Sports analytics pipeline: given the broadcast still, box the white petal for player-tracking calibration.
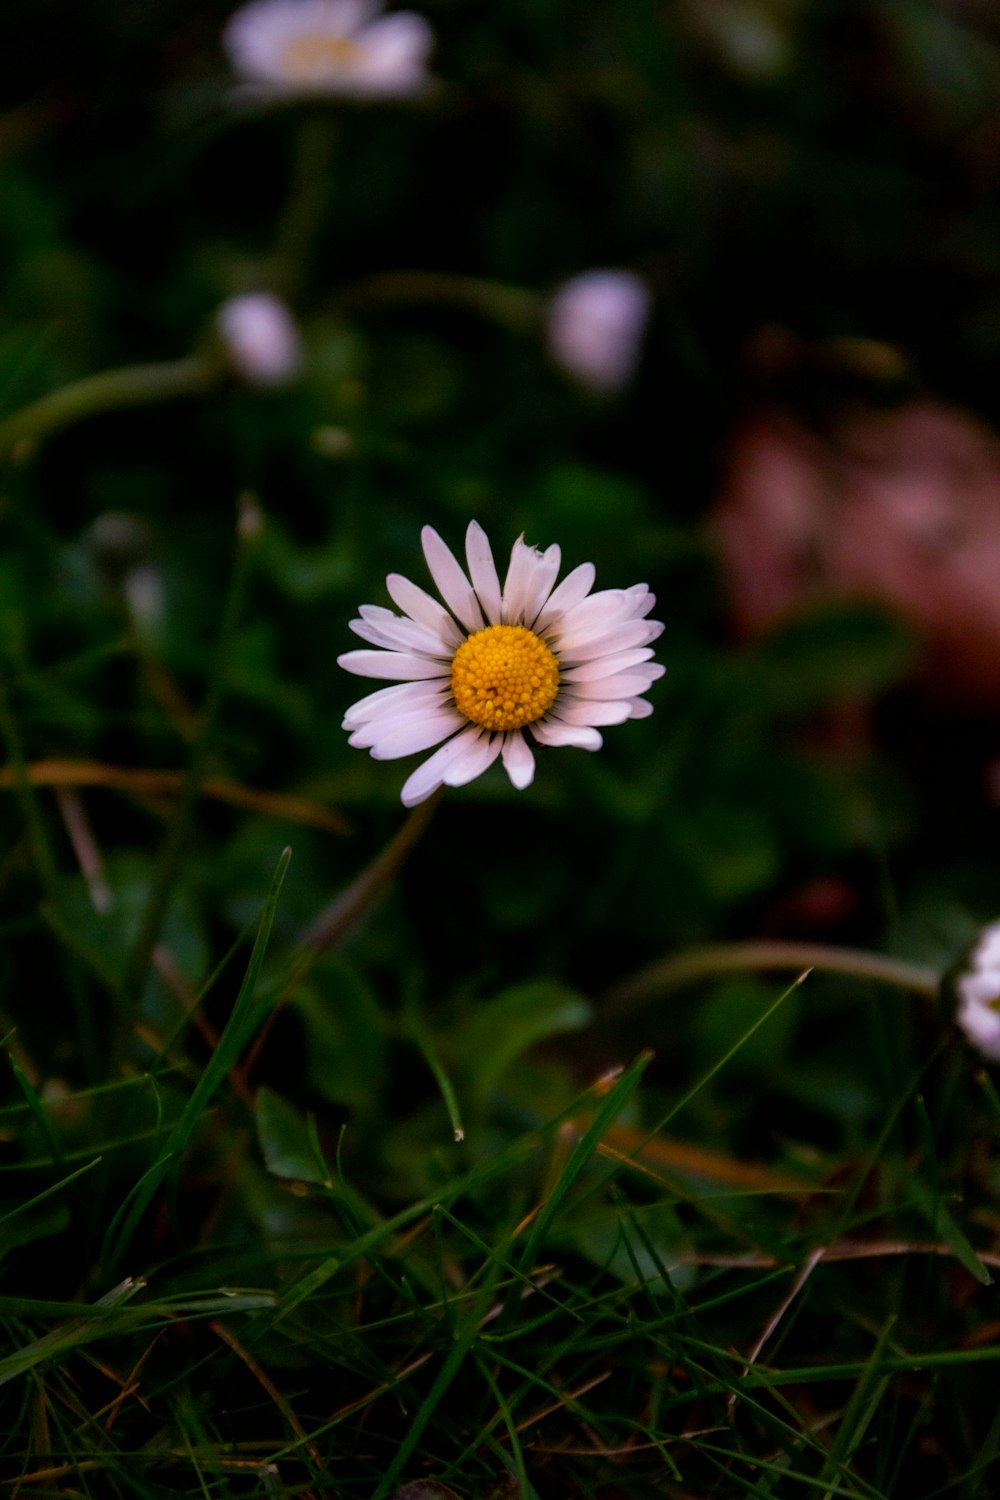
[500,537,540,625]
[465,521,502,624]
[216,293,302,386]
[562,647,656,682]
[553,699,634,727]
[973,925,1000,970]
[957,997,1000,1060]
[442,732,502,787]
[560,618,664,664]
[350,608,451,656]
[546,270,650,394]
[531,721,603,750]
[534,561,596,631]
[957,974,1000,1007]
[386,572,464,648]
[343,680,449,728]
[224,0,380,81]
[368,712,464,760]
[421,526,484,634]
[626,697,654,719]
[400,726,487,806]
[348,700,458,748]
[501,731,535,789]
[522,544,562,626]
[337,649,450,682]
[551,589,636,646]
[564,671,662,701]
[349,11,433,97]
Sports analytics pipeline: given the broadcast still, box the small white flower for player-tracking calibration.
[546,270,651,395]
[339,522,664,806]
[223,0,434,101]
[216,292,303,386]
[954,922,1000,1060]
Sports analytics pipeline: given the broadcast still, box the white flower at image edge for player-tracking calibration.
[546,270,651,395]
[216,293,303,386]
[223,0,434,100]
[338,523,665,806]
[954,922,1000,1060]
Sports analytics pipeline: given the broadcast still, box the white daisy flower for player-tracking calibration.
[338,522,664,806]
[546,269,651,395]
[216,292,303,386]
[954,921,1000,1061]
[223,0,434,101]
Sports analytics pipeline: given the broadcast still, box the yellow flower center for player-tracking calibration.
[280,34,362,81]
[450,625,560,732]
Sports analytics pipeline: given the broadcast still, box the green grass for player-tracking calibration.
[1,908,998,1497]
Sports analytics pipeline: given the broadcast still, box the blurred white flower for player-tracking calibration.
[223,0,434,101]
[86,512,165,642]
[955,922,1000,1060]
[216,293,303,386]
[546,270,651,395]
[339,521,664,806]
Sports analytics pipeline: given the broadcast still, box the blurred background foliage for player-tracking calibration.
[0,0,996,1159]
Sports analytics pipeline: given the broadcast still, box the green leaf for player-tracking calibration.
[255,1086,329,1186]
[454,980,591,1101]
[291,956,385,1114]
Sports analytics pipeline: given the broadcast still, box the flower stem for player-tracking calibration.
[268,112,339,304]
[0,356,219,463]
[241,793,440,1080]
[337,270,542,332]
[601,939,941,1019]
[299,791,439,954]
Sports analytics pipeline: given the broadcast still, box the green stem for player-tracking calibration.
[601,939,941,1019]
[117,497,263,1050]
[402,998,465,1143]
[336,270,542,332]
[268,112,339,305]
[0,356,219,464]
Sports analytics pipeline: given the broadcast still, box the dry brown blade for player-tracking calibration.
[512,1369,611,1437]
[675,1238,1000,1270]
[0,758,350,835]
[2,1458,103,1485]
[324,1351,434,1426]
[151,945,221,1050]
[85,1337,160,1432]
[591,1121,811,1195]
[53,786,111,913]
[30,1385,51,1461]
[729,1245,826,1416]
[210,1319,321,1481]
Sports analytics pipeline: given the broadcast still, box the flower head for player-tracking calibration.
[216,292,303,386]
[954,922,1000,1060]
[339,523,664,806]
[223,0,434,101]
[546,270,651,395]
